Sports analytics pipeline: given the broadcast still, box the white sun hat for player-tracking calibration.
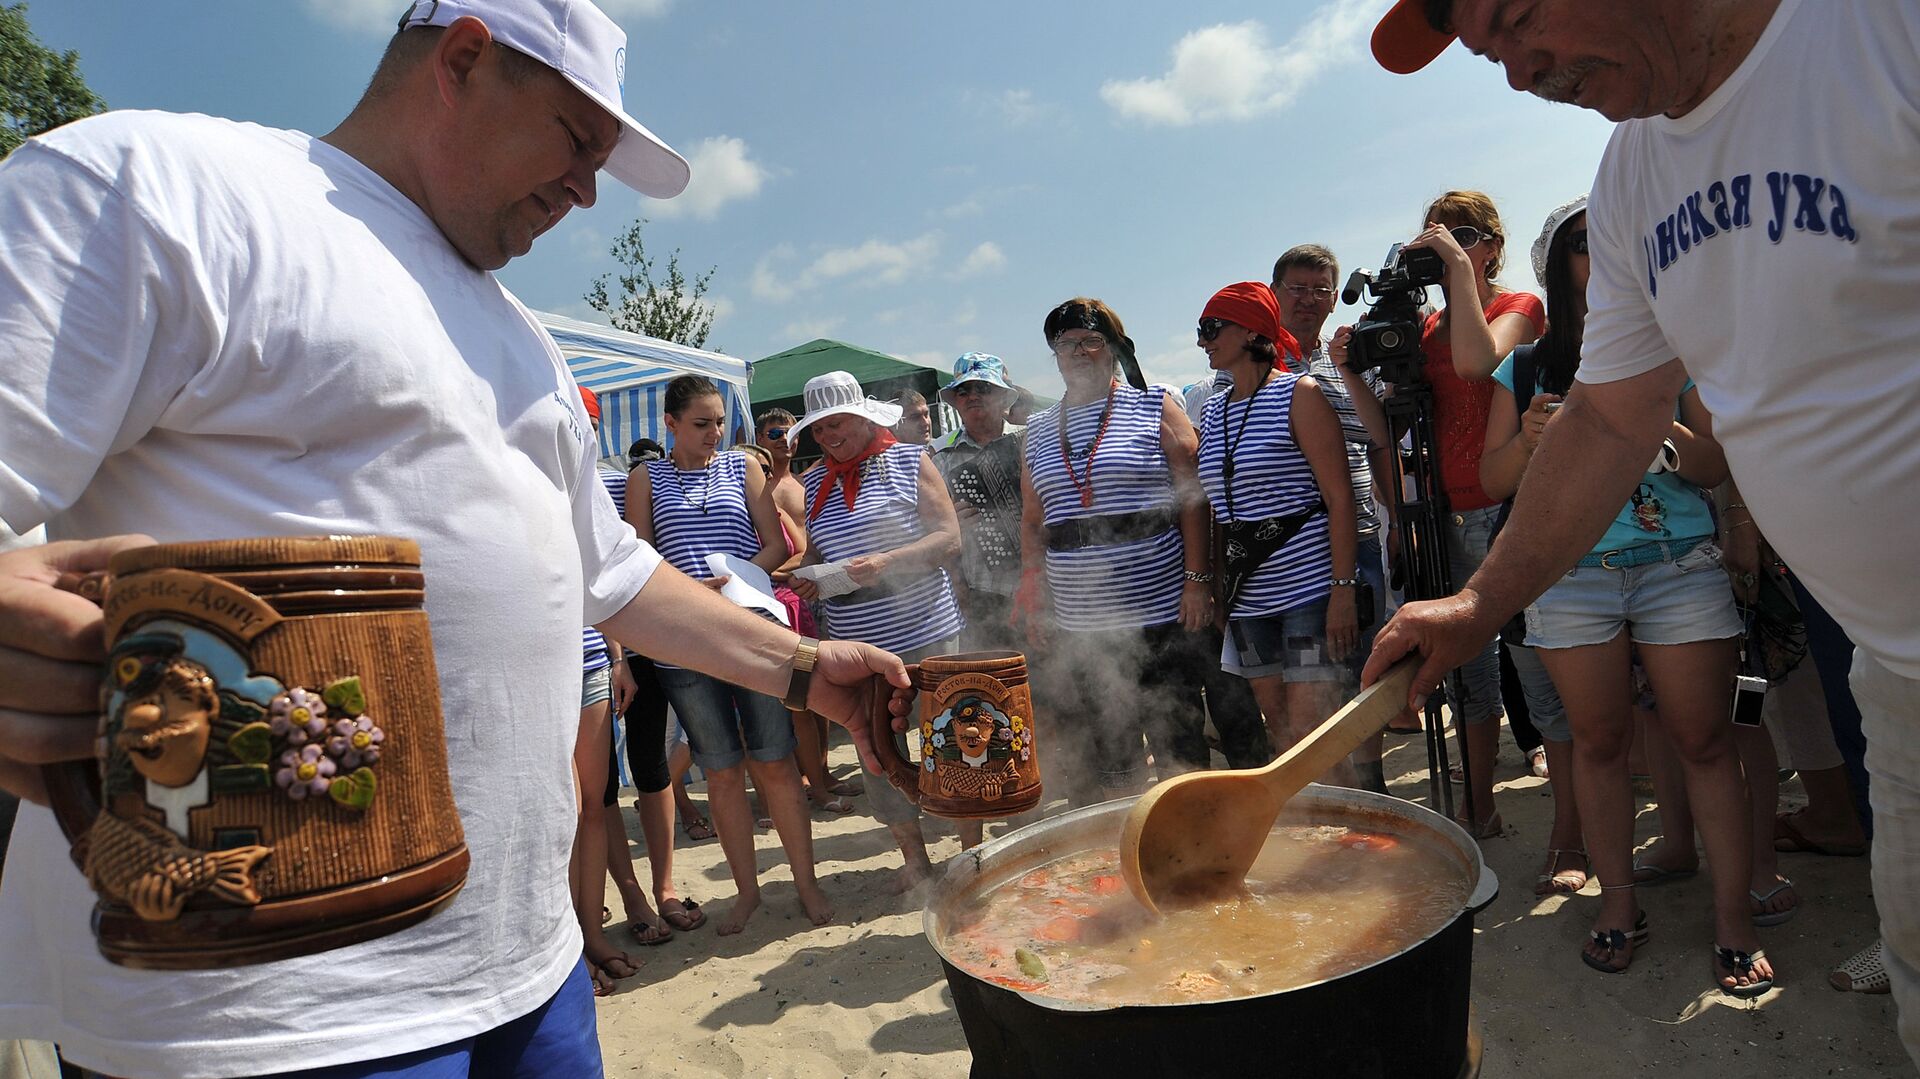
[397,0,691,198]
[787,371,904,447]
[1531,194,1589,288]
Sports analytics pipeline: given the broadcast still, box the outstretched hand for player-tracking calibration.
[0,534,156,803]
[804,639,916,777]
[1359,590,1502,713]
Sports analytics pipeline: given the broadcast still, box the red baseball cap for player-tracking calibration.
[1371,0,1457,75]
[578,385,600,422]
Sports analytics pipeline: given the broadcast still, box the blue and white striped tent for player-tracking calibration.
[538,311,753,460]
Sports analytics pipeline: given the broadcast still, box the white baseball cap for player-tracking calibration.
[397,0,690,198]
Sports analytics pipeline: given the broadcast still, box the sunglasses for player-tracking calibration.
[1568,229,1589,255]
[763,426,789,440]
[1448,225,1493,250]
[1197,317,1231,342]
[951,382,997,397]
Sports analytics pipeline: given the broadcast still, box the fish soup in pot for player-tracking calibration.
[924,786,1497,1078]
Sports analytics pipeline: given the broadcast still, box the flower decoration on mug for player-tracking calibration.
[264,676,386,809]
[276,744,335,800]
[269,687,328,746]
[327,714,385,770]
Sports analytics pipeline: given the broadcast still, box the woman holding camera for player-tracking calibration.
[1017,298,1216,805]
[1481,197,1768,997]
[1339,189,1544,838]
[1193,283,1361,772]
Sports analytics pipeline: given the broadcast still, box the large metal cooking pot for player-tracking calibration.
[923,785,1498,1078]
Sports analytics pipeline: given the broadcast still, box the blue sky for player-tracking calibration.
[30,0,1616,399]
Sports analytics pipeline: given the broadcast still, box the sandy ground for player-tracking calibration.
[593,727,1911,1078]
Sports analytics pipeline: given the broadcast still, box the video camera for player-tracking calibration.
[1339,243,1447,384]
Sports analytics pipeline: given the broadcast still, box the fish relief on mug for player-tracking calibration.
[83,618,390,923]
[923,684,1028,803]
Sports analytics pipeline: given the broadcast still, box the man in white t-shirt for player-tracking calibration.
[0,2,911,1076]
[1364,0,1920,1050]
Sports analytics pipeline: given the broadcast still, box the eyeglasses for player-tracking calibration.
[1278,284,1336,302]
[762,427,789,440]
[1197,317,1231,342]
[1449,225,1493,250]
[1051,335,1109,357]
[1568,229,1589,256]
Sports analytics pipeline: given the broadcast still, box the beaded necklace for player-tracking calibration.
[1057,379,1119,509]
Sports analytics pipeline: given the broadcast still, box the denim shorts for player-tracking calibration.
[1221,597,1344,682]
[1524,540,1742,650]
[581,663,612,709]
[656,666,797,772]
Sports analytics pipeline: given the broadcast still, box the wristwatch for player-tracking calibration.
[782,636,819,712]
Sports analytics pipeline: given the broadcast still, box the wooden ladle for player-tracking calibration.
[1118,657,1421,914]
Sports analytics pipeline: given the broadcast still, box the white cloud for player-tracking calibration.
[648,136,768,221]
[781,317,844,341]
[1100,2,1378,126]
[751,233,943,302]
[307,0,672,36]
[953,241,1007,279]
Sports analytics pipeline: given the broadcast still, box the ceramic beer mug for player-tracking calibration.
[870,650,1042,819]
[43,536,469,969]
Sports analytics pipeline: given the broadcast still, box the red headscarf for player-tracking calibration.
[808,426,899,521]
[1202,282,1302,365]
[577,385,601,422]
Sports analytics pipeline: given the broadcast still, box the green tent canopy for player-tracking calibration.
[749,339,955,450]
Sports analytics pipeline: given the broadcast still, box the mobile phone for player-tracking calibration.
[1730,674,1768,727]
[1543,401,1563,414]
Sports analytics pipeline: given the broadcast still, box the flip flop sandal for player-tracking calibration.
[1713,944,1773,998]
[1630,860,1697,886]
[590,964,617,997]
[829,779,865,797]
[1750,878,1798,927]
[1527,746,1550,779]
[600,905,613,926]
[1534,848,1589,897]
[628,919,674,946]
[1774,812,1868,857]
[1581,910,1649,974]
[813,797,855,815]
[1830,939,1892,994]
[660,898,707,932]
[1453,811,1504,840]
[681,818,715,841]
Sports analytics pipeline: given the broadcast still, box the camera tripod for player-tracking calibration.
[1377,370,1479,824]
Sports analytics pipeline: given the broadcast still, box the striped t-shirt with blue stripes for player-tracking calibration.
[803,442,963,654]
[583,465,630,674]
[1023,384,1185,631]
[1197,373,1332,618]
[644,452,765,669]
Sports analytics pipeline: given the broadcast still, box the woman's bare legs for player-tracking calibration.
[572,698,636,977]
[1637,638,1773,990]
[603,801,663,938]
[1247,675,1356,787]
[1539,634,1642,970]
[744,754,832,926]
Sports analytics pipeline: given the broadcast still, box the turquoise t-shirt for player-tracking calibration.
[1492,349,1716,556]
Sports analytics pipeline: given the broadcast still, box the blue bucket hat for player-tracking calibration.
[940,352,1023,407]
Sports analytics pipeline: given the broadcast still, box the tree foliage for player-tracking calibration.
[585,218,718,349]
[0,3,105,159]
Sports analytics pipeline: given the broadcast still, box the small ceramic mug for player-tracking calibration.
[870,650,1041,819]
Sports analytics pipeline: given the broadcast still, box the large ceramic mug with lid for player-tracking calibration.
[869,650,1042,819]
[44,535,469,969]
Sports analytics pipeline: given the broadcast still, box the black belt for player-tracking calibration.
[1045,508,1179,552]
